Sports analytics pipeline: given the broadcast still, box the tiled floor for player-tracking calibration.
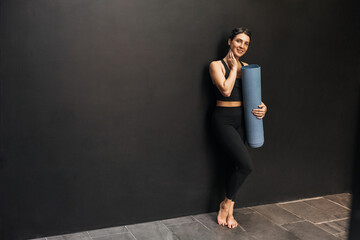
[30,193,351,240]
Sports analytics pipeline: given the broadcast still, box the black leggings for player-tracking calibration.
[211,106,253,201]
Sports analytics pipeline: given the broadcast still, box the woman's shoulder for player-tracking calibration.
[210,60,223,66]
[241,61,249,66]
[209,60,225,71]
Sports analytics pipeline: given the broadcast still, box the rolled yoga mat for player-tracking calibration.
[241,64,264,148]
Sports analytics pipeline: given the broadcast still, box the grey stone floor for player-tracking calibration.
[30,193,351,240]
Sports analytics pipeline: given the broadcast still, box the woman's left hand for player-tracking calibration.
[252,101,267,119]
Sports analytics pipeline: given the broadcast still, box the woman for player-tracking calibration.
[209,27,267,229]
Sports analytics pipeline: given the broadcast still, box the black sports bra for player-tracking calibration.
[213,59,244,101]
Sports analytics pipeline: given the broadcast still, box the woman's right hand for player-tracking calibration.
[226,50,238,71]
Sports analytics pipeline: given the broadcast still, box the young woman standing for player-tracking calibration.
[209,27,267,229]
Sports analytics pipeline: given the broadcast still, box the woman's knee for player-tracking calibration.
[234,164,253,175]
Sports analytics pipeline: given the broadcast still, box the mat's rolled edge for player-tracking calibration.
[248,142,264,148]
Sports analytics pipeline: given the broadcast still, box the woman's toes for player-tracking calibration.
[218,217,226,225]
[226,216,238,229]
[217,218,226,226]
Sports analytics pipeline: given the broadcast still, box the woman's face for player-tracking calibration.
[228,33,250,58]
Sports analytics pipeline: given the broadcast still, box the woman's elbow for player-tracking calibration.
[222,90,231,97]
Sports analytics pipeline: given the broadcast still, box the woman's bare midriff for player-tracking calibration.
[216,100,242,107]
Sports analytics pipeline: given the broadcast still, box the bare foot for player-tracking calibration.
[217,199,231,226]
[226,200,238,228]
[226,215,238,228]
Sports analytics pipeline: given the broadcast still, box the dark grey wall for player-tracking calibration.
[1,0,359,239]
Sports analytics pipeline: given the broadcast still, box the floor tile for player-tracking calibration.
[32,193,352,240]
[126,221,173,240]
[88,226,128,238]
[303,198,350,218]
[283,221,340,240]
[92,233,136,240]
[47,232,91,240]
[277,201,337,223]
[250,203,303,225]
[334,231,349,240]
[233,210,299,240]
[166,221,216,240]
[316,218,350,234]
[324,193,352,209]
[233,207,255,215]
[193,212,256,240]
[160,216,196,226]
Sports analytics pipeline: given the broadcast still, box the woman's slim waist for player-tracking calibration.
[216,100,242,107]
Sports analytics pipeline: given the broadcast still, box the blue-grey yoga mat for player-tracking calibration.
[241,64,264,148]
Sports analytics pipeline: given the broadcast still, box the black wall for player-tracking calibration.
[1,0,359,239]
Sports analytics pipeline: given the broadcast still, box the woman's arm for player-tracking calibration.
[209,51,238,97]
